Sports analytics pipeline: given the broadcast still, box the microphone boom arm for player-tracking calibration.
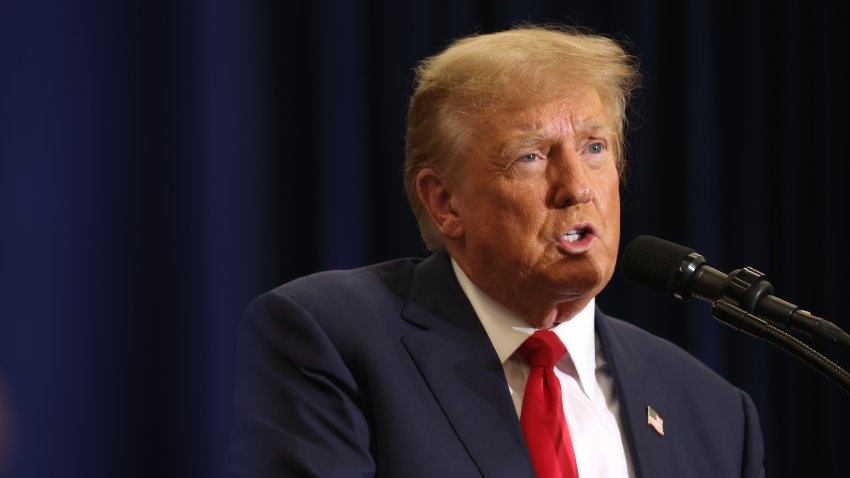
[676,251,850,348]
[712,299,850,396]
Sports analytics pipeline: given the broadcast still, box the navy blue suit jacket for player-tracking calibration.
[226,252,764,477]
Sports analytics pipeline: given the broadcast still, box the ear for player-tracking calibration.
[415,168,464,240]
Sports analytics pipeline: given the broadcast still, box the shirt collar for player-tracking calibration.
[451,258,599,399]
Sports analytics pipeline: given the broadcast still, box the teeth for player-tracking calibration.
[564,231,582,242]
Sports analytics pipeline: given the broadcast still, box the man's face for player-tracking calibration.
[446,86,621,324]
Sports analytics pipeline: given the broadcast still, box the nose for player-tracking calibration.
[548,149,593,208]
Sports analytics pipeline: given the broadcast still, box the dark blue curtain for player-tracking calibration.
[1,1,847,477]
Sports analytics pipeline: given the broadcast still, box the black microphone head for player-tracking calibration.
[620,235,702,298]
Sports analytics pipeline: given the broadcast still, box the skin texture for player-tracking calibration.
[416,86,621,329]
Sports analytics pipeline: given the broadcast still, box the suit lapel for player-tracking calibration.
[595,310,671,478]
[400,253,534,478]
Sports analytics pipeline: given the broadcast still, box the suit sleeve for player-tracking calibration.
[741,390,765,478]
[225,291,376,478]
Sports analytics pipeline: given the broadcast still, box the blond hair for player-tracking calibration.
[403,25,641,250]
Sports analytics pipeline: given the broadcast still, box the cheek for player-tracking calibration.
[506,192,549,231]
[596,172,621,216]
[487,184,542,216]
[483,192,548,247]
[605,189,621,217]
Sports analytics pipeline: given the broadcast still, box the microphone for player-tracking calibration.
[620,235,850,346]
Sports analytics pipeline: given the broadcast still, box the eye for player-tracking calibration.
[587,142,605,154]
[517,153,539,163]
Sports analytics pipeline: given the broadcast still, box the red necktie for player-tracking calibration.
[518,329,579,478]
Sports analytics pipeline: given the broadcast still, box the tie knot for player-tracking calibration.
[517,329,566,368]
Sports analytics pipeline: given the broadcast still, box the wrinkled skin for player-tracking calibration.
[416,86,621,328]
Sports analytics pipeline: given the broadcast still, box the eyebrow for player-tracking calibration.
[499,130,555,160]
[498,121,613,161]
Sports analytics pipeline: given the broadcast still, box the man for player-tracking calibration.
[226,26,764,477]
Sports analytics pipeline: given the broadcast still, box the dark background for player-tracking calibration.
[1,1,848,477]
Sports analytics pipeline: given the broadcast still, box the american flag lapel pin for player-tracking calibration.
[647,405,665,436]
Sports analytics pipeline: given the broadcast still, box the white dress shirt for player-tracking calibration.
[451,259,635,478]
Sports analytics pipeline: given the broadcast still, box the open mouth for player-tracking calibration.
[555,224,596,254]
[562,225,592,242]
[563,230,586,242]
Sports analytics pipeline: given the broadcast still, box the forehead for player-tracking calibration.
[473,87,614,146]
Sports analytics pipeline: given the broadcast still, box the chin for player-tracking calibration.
[549,260,608,294]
